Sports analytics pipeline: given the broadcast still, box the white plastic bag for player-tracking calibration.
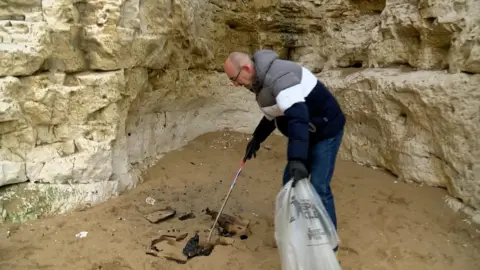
[274,178,341,270]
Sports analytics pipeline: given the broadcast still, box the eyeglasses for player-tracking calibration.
[230,68,242,83]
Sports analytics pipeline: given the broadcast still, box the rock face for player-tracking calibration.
[320,68,480,214]
[0,0,479,223]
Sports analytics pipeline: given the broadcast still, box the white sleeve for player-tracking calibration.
[275,84,306,112]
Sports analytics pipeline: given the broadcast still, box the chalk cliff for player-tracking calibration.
[0,0,478,223]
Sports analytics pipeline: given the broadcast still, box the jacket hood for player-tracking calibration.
[252,50,278,93]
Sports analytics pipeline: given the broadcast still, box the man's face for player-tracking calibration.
[224,59,254,90]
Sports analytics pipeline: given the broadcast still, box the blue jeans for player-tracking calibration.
[282,129,344,251]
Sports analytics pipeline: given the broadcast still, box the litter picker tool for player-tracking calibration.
[206,158,246,244]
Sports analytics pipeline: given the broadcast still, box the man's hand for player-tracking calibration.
[244,137,260,161]
[287,160,309,186]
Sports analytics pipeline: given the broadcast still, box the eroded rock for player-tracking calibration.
[0,21,51,76]
[319,68,480,209]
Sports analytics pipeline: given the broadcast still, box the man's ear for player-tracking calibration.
[242,64,252,73]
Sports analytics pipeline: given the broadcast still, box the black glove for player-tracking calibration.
[243,136,260,162]
[288,160,309,186]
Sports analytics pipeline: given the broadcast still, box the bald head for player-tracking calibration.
[224,51,255,89]
[228,52,253,69]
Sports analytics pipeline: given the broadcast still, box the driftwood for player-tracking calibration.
[217,236,235,246]
[144,206,176,223]
[147,242,188,264]
[205,208,250,236]
[146,233,189,264]
[150,233,189,246]
[178,212,195,221]
[146,232,235,263]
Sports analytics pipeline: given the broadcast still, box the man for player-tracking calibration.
[223,50,346,254]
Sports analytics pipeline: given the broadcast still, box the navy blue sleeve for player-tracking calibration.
[253,116,276,143]
[283,102,310,163]
[271,72,310,163]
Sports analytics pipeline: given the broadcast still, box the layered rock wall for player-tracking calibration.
[0,0,478,223]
